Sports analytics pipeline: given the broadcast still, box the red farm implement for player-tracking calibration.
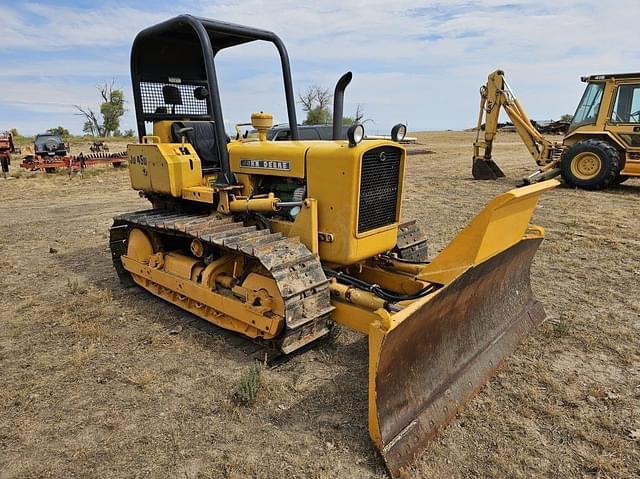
[20,151,127,172]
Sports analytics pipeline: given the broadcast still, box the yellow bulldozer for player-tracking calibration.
[110,16,557,476]
[473,69,640,189]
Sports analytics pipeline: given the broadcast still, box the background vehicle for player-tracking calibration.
[268,123,348,140]
[110,16,556,475]
[473,70,640,189]
[235,123,349,141]
[33,133,69,157]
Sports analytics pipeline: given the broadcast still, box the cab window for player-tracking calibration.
[571,82,604,127]
[272,129,291,141]
[611,83,640,123]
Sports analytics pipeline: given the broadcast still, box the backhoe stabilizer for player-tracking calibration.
[365,180,558,477]
[521,163,562,185]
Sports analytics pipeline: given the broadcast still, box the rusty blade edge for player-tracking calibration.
[383,299,545,477]
[376,238,545,477]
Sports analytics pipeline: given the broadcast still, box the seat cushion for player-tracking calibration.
[171,121,219,170]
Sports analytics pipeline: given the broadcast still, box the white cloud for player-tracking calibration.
[0,77,136,135]
[0,59,128,78]
[0,3,167,50]
[1,0,639,134]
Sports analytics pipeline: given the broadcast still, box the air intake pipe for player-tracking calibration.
[332,71,353,140]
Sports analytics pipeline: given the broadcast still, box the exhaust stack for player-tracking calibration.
[332,72,353,140]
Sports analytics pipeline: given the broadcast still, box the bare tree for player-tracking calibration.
[75,80,125,137]
[75,105,104,137]
[297,88,315,113]
[298,85,333,125]
[297,85,332,112]
[99,81,113,103]
[314,86,332,111]
[344,104,373,126]
[297,85,372,126]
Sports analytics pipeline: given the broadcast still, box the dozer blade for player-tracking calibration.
[472,157,506,179]
[367,180,559,477]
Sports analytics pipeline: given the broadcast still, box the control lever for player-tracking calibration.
[177,127,194,145]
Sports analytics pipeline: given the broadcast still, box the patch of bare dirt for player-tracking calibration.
[0,132,638,478]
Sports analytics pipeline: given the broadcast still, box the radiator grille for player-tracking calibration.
[358,146,402,233]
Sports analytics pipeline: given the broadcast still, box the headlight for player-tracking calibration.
[391,123,407,142]
[347,123,364,147]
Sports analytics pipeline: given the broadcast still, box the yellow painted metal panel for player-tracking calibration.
[127,142,203,197]
[121,255,281,338]
[228,141,307,178]
[306,140,401,265]
[332,300,380,335]
[621,159,640,175]
[271,199,319,255]
[417,180,558,285]
[152,120,174,143]
[182,185,215,203]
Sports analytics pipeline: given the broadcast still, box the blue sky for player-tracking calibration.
[1,0,639,135]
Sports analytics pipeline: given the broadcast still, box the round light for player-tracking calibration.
[193,86,209,100]
[391,123,407,142]
[347,123,365,147]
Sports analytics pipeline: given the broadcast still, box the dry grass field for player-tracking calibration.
[1,131,638,478]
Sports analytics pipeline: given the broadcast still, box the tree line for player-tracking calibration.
[8,83,132,139]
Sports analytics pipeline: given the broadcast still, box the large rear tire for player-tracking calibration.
[560,139,620,190]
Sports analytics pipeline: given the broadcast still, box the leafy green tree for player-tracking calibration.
[298,85,332,125]
[82,120,97,136]
[304,106,332,125]
[123,129,135,137]
[101,87,125,136]
[75,81,126,137]
[48,126,70,137]
[298,85,367,126]
[560,113,573,122]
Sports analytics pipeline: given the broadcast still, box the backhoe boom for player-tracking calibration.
[472,70,563,182]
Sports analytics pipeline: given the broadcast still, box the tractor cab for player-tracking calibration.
[130,15,301,185]
[562,73,640,182]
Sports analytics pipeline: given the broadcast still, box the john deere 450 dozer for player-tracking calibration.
[110,15,558,476]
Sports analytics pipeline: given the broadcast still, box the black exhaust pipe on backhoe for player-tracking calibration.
[333,71,353,140]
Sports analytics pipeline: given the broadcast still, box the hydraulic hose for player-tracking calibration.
[324,268,439,304]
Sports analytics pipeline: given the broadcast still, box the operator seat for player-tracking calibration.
[171,121,220,171]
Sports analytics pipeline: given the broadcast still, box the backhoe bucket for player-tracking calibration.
[472,157,506,179]
[367,180,558,477]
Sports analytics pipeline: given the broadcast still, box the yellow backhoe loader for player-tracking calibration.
[473,69,640,189]
[111,16,557,476]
